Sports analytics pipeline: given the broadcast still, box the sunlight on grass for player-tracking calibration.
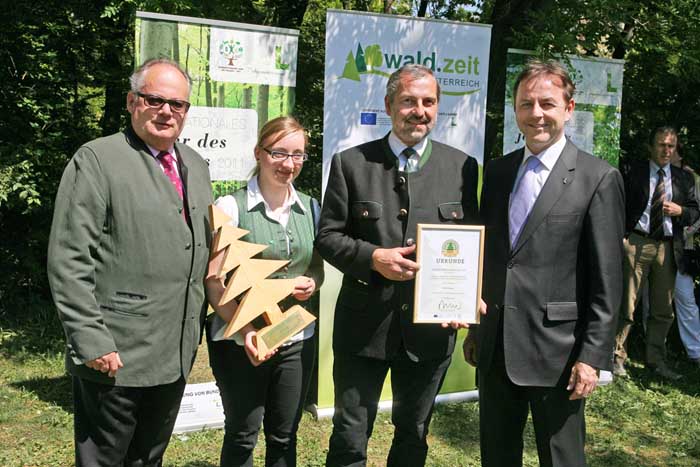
[2,325,699,466]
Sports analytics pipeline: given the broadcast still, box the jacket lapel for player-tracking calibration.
[174,142,190,196]
[671,165,681,204]
[511,141,577,256]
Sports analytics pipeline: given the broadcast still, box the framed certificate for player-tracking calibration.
[413,224,485,324]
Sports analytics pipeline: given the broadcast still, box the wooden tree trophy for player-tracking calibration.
[208,204,316,362]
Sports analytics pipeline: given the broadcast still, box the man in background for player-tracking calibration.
[614,126,698,380]
[48,58,213,466]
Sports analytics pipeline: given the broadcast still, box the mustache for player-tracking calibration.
[406,116,431,125]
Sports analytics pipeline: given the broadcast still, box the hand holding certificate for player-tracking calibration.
[413,224,484,325]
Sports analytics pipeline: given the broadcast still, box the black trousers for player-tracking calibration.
[325,352,451,467]
[208,337,316,467]
[479,345,586,467]
[73,376,186,467]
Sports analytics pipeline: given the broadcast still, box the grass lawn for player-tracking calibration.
[2,315,699,466]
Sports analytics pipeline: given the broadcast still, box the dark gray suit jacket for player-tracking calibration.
[316,135,479,361]
[48,127,213,386]
[477,140,624,386]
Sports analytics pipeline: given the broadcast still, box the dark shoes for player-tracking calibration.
[647,363,683,381]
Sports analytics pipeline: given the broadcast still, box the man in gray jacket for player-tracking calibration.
[48,59,212,466]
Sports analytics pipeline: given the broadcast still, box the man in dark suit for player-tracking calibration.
[463,60,624,467]
[48,59,212,466]
[613,126,698,380]
[316,64,479,467]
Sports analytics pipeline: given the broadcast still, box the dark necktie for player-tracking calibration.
[402,147,419,173]
[649,168,666,240]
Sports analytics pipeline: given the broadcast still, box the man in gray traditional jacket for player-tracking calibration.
[48,58,212,466]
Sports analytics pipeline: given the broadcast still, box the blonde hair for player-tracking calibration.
[251,116,308,177]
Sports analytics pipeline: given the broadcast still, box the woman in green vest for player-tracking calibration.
[205,116,324,467]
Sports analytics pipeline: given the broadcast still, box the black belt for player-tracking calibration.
[632,229,673,241]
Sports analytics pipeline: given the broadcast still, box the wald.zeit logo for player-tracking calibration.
[341,43,482,96]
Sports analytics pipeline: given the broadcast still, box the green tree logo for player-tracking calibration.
[442,239,459,257]
[341,43,388,81]
[220,40,244,66]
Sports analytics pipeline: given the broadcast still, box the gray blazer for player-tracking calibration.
[316,135,479,361]
[48,127,213,386]
[477,141,625,386]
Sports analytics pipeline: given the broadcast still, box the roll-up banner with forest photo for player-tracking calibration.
[136,11,299,198]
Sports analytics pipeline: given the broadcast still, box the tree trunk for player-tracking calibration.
[218,84,226,107]
[483,0,546,163]
[139,19,177,62]
[417,0,428,17]
[205,28,212,107]
[243,86,253,109]
[258,85,270,129]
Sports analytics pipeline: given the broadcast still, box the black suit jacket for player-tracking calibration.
[623,161,699,273]
[477,141,624,386]
[316,135,479,361]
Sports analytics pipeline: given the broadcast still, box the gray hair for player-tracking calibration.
[385,64,440,103]
[648,125,678,146]
[129,58,192,96]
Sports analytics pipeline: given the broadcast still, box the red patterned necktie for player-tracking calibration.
[157,151,184,200]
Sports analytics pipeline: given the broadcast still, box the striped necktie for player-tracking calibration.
[649,168,666,240]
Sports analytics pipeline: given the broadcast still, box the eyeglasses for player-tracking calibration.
[263,148,309,163]
[136,92,191,113]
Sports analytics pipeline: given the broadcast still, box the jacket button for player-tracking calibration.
[178,207,183,213]
[507,261,514,269]
[406,238,415,246]
[398,176,406,185]
[452,211,459,219]
[401,304,409,311]
[185,243,192,250]
[399,208,408,219]
[362,210,369,217]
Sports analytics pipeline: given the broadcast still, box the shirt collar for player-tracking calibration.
[649,160,671,177]
[146,143,177,160]
[523,134,567,170]
[388,131,429,158]
[246,176,306,213]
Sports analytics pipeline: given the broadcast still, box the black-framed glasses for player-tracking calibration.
[263,148,309,163]
[136,92,191,113]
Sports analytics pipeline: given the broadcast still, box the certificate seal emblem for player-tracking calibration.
[441,239,459,257]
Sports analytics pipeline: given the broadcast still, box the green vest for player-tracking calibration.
[232,188,318,312]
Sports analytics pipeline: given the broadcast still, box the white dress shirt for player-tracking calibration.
[635,161,673,236]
